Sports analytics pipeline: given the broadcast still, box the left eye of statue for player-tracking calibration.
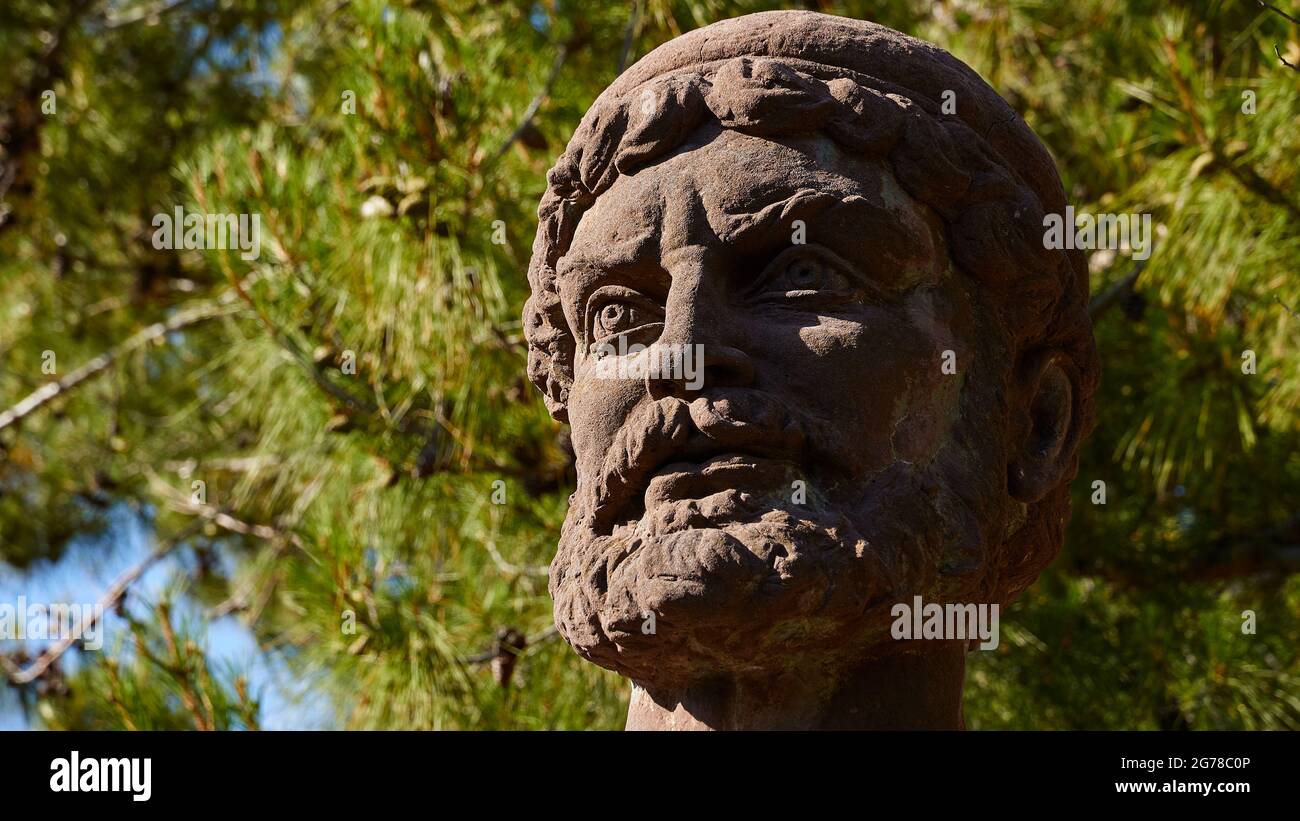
[758,247,856,297]
[781,259,827,289]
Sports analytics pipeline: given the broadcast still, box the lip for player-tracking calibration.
[644,453,797,512]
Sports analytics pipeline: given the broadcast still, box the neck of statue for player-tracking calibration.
[624,642,967,730]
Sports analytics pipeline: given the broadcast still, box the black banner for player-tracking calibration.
[3,730,1289,809]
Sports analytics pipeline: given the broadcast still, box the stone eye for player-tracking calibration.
[785,259,823,288]
[591,298,657,340]
[598,303,627,334]
[584,285,665,346]
[762,248,853,295]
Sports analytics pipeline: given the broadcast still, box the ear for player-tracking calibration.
[1008,350,1082,503]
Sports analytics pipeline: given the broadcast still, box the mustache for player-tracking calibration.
[581,389,811,534]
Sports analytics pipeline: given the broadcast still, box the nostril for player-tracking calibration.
[703,345,755,388]
[639,345,754,400]
[642,341,755,397]
[645,371,680,400]
[706,361,750,388]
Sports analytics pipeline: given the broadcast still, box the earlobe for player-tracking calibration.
[1009,351,1080,503]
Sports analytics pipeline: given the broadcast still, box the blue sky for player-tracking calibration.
[1,504,328,730]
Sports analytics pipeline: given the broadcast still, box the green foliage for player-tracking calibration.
[2,0,1297,729]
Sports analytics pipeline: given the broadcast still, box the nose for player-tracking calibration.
[645,343,755,399]
[645,264,755,399]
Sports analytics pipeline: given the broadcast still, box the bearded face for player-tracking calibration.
[546,127,1022,688]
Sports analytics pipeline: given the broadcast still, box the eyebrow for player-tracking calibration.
[712,188,940,289]
[556,183,937,329]
[557,235,671,341]
[711,188,846,248]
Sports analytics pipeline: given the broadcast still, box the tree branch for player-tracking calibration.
[153,599,212,730]
[4,521,203,685]
[221,273,427,436]
[0,0,101,234]
[102,0,193,29]
[1274,294,1300,321]
[483,537,549,578]
[1161,35,1300,219]
[1070,515,1300,587]
[1089,256,1150,321]
[482,43,569,172]
[0,291,244,434]
[1258,0,1299,26]
[463,626,558,667]
[143,468,312,558]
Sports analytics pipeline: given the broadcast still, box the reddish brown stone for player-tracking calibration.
[523,10,1098,729]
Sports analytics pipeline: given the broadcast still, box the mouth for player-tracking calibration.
[588,396,809,533]
[642,450,800,517]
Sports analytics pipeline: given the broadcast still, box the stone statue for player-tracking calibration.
[523,10,1099,729]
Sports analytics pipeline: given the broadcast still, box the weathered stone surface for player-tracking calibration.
[523,10,1098,729]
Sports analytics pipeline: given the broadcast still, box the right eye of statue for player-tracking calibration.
[595,301,646,337]
[585,286,664,344]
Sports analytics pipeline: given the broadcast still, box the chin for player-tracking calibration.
[550,491,931,685]
[550,419,1025,683]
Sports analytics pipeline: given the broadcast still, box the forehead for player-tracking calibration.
[561,125,948,283]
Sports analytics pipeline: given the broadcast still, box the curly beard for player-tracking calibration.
[548,386,1012,690]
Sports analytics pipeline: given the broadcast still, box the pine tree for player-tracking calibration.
[2,0,1297,730]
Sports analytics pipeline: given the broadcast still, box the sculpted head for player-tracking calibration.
[524,12,1098,701]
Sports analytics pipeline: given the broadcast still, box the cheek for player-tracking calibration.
[759,301,968,474]
[810,317,944,470]
[565,368,645,476]
[888,293,971,461]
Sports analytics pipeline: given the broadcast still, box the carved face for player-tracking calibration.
[547,125,1022,687]
[527,17,1098,696]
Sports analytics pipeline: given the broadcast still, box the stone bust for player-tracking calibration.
[523,11,1098,730]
